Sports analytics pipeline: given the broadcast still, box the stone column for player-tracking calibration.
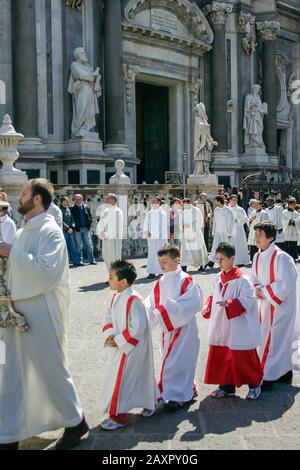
[104,0,126,149]
[11,0,38,138]
[257,21,280,157]
[205,2,233,155]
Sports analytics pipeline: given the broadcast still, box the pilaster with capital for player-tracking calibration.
[205,2,233,154]
[257,20,280,156]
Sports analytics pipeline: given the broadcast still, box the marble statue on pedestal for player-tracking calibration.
[68,47,102,138]
[109,160,130,185]
[193,103,218,176]
[243,84,268,150]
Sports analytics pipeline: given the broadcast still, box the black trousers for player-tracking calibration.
[249,245,258,262]
[285,241,298,260]
[204,225,210,251]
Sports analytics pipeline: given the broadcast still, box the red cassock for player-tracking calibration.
[203,268,263,387]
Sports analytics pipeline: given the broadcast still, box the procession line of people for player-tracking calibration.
[0,179,299,450]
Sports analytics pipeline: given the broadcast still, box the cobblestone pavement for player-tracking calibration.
[21,260,300,450]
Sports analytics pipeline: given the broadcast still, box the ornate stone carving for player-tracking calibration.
[205,2,233,25]
[256,21,280,41]
[239,12,256,56]
[123,0,214,45]
[123,64,139,113]
[66,0,84,10]
[239,12,255,32]
[190,78,203,110]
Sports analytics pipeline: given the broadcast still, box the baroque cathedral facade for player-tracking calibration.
[0,0,300,188]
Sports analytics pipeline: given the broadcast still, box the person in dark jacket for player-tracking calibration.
[60,196,81,266]
[71,194,96,265]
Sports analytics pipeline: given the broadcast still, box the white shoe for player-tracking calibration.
[246,386,261,400]
[141,409,155,418]
[210,388,236,398]
[141,399,164,418]
[100,419,126,431]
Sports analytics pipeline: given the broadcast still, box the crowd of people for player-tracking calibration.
[0,178,299,450]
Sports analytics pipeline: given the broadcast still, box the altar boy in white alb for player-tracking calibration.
[146,244,203,412]
[100,260,156,430]
[251,222,299,390]
[203,243,263,400]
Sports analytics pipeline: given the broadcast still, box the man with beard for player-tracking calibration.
[0,179,88,450]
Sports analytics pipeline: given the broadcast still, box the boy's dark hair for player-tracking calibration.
[254,222,277,241]
[215,195,225,205]
[157,243,180,259]
[30,178,54,211]
[110,260,137,285]
[182,198,191,204]
[216,242,235,258]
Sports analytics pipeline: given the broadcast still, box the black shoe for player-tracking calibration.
[89,261,97,265]
[0,442,19,450]
[164,401,184,413]
[206,262,214,269]
[198,266,204,272]
[55,417,89,450]
[74,263,85,267]
[275,371,293,384]
[261,380,274,391]
[181,266,187,273]
[147,274,156,279]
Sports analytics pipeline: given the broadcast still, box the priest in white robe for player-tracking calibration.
[229,195,249,266]
[180,199,208,271]
[251,221,299,390]
[0,179,87,450]
[143,197,168,278]
[208,195,235,267]
[96,194,124,275]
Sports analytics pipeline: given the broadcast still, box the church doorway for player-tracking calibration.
[136,82,170,184]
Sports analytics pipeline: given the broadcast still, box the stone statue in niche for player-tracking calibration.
[193,103,218,176]
[68,47,102,138]
[243,84,268,150]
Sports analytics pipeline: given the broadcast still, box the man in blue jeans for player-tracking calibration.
[71,194,97,265]
[60,196,81,266]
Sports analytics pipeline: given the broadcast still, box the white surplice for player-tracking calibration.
[0,213,82,444]
[209,206,235,263]
[229,205,249,265]
[100,287,156,415]
[143,207,168,275]
[180,207,208,268]
[251,243,300,380]
[96,205,124,271]
[146,268,203,402]
[283,209,300,242]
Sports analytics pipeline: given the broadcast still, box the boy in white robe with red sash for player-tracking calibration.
[146,244,203,412]
[251,222,299,391]
[100,260,156,430]
[203,242,263,399]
